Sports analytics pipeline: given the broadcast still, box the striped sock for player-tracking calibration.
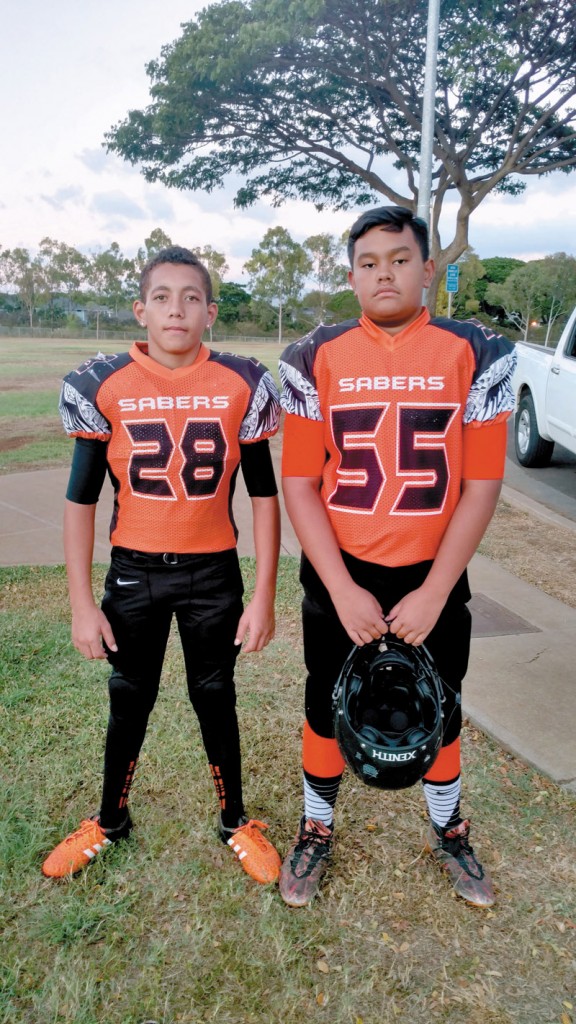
[303,771,341,826]
[301,721,345,827]
[422,737,462,831]
[422,776,461,830]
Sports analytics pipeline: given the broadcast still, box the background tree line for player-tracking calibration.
[436,250,576,345]
[0,228,223,333]
[2,226,576,344]
[0,226,353,340]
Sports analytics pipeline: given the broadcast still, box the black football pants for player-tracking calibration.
[99,547,244,828]
[300,552,472,749]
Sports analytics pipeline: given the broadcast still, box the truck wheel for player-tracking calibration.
[515,392,554,467]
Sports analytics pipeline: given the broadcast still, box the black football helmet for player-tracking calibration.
[333,636,444,789]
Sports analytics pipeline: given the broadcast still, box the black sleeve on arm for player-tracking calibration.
[240,439,278,498]
[65,437,108,504]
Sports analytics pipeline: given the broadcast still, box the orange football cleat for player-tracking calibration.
[220,816,281,884]
[42,814,132,878]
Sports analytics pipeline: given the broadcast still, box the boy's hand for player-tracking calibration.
[332,583,389,646]
[71,604,117,660]
[385,586,446,646]
[234,594,276,653]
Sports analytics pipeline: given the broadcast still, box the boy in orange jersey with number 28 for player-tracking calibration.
[42,246,282,885]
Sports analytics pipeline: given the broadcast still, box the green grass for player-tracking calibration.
[1,562,575,1024]
[0,391,62,419]
[0,337,280,390]
[0,338,120,387]
[0,439,72,473]
[0,386,73,473]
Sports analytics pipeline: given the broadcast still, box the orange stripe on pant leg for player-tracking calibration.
[424,738,460,783]
[303,721,346,778]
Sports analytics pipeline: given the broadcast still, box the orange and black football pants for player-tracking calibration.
[99,547,245,829]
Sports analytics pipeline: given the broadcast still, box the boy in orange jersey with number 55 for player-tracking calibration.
[42,246,282,884]
[278,207,517,909]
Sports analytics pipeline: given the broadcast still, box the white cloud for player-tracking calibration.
[78,148,112,175]
[145,194,175,222]
[0,0,575,274]
[40,186,85,211]
[437,179,576,261]
[90,192,147,221]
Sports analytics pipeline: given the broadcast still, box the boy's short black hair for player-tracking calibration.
[139,245,214,303]
[347,206,430,265]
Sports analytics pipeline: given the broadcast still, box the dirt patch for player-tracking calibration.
[479,499,576,609]
[0,381,60,392]
[0,436,30,452]
[0,417,64,451]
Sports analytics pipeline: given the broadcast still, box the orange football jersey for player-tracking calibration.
[280,310,516,567]
[60,342,280,553]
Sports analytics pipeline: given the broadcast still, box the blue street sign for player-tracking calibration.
[446,263,459,292]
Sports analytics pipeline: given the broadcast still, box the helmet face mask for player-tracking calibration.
[333,637,444,789]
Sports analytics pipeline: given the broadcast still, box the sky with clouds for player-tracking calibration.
[2,0,576,283]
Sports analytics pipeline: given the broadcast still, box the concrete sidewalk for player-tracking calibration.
[0,465,299,563]
[1,466,575,794]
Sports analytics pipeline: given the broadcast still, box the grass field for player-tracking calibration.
[0,336,282,475]
[1,336,575,1023]
[1,560,575,1024]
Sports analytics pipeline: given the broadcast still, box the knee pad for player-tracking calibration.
[108,670,157,719]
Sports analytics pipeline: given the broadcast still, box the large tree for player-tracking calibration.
[0,248,46,328]
[303,232,348,322]
[38,238,88,302]
[106,0,576,310]
[244,226,311,341]
[537,253,576,344]
[88,243,133,315]
[192,245,229,300]
[217,281,252,323]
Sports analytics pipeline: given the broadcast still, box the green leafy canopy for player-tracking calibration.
[106,0,576,305]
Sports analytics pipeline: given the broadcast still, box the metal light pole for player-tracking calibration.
[417,0,441,230]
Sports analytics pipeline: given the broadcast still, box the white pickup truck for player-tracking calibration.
[512,305,576,466]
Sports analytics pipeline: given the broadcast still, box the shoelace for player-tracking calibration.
[444,832,472,853]
[443,828,484,879]
[63,819,100,845]
[233,819,270,850]
[300,827,330,846]
[290,824,331,877]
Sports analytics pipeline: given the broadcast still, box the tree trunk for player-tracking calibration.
[544,318,552,347]
[428,194,472,316]
[426,275,441,315]
[523,309,530,342]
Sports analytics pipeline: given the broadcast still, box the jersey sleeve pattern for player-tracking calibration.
[60,379,111,438]
[239,370,280,440]
[279,320,358,420]
[464,349,517,424]
[59,351,132,439]
[208,351,280,441]
[432,317,517,424]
